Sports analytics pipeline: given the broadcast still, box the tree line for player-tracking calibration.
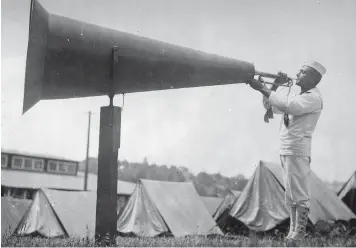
[78,157,248,197]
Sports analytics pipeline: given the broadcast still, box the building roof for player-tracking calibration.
[1,169,135,196]
[1,149,78,163]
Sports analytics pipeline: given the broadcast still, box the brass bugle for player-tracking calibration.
[254,70,297,87]
[254,70,297,81]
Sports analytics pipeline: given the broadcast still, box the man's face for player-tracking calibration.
[296,66,314,88]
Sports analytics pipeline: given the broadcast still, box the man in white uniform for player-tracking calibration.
[248,61,326,246]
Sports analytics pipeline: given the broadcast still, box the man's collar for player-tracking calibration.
[300,87,318,95]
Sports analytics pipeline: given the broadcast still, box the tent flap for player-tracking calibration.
[338,172,356,215]
[213,190,240,221]
[1,197,31,237]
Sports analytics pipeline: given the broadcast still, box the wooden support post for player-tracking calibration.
[95,47,121,245]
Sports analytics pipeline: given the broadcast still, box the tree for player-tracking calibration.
[79,157,249,196]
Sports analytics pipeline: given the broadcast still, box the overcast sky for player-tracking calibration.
[1,0,356,182]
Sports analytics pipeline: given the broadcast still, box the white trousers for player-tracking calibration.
[280,155,311,209]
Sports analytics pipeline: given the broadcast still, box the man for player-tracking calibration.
[248,61,326,246]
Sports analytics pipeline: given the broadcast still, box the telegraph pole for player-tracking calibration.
[84,111,92,191]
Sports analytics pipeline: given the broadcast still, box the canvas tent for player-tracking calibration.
[201,196,223,216]
[16,188,97,238]
[213,190,241,221]
[228,161,356,232]
[1,197,31,237]
[232,190,242,198]
[338,171,356,215]
[117,179,223,237]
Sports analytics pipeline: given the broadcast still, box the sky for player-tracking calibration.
[1,0,356,182]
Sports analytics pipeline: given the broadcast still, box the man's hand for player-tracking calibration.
[274,71,289,85]
[247,79,265,91]
[247,79,272,98]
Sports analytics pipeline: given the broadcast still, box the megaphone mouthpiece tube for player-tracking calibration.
[254,70,296,81]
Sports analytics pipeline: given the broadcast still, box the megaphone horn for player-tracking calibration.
[24,0,257,114]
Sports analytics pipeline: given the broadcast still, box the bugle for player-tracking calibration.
[254,70,296,87]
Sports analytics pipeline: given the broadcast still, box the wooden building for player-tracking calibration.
[1,149,135,214]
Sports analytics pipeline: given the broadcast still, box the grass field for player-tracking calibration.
[2,234,356,247]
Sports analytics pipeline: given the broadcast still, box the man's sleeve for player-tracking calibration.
[268,91,322,115]
[262,96,284,115]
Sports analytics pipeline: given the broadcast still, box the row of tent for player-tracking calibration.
[227,161,356,232]
[2,161,356,238]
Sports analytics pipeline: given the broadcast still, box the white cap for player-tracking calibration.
[304,60,326,76]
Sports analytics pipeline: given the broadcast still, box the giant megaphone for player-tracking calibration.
[24,0,257,114]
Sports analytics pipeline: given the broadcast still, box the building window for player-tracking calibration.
[67,164,76,174]
[12,156,24,169]
[11,188,24,199]
[47,160,76,175]
[33,159,44,171]
[1,154,8,168]
[64,162,76,174]
[1,186,7,197]
[24,158,33,169]
[48,161,57,172]
[24,189,35,200]
[11,156,44,171]
[58,162,66,173]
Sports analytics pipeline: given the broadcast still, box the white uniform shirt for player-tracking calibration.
[263,87,323,157]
